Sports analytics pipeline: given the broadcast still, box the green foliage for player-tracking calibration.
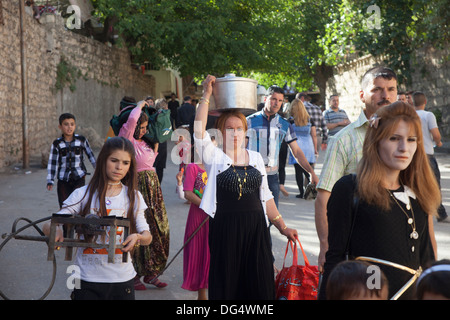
[91,0,449,92]
[55,55,81,92]
[432,109,442,124]
[92,0,289,78]
[319,0,449,85]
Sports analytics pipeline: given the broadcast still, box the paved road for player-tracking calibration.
[0,140,449,300]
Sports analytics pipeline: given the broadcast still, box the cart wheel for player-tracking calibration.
[0,216,57,300]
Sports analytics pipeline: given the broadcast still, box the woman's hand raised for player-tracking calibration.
[202,75,216,98]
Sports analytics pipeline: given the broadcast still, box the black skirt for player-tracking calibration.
[208,166,275,300]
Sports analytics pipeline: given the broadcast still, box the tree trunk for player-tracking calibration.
[313,63,334,108]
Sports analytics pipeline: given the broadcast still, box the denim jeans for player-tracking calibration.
[267,173,280,208]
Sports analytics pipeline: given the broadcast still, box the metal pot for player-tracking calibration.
[209,73,258,116]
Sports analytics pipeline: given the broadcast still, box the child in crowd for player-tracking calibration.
[325,260,389,300]
[46,113,96,208]
[181,161,209,300]
[43,137,152,300]
[175,129,192,172]
[416,259,450,300]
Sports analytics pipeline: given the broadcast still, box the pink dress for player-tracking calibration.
[181,163,210,291]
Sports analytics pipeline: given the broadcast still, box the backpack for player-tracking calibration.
[147,108,173,143]
[109,105,172,143]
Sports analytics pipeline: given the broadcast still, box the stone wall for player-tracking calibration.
[0,1,155,170]
[326,47,450,136]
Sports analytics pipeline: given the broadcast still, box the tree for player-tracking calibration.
[318,0,449,85]
[92,0,290,76]
[91,0,335,94]
[91,0,448,100]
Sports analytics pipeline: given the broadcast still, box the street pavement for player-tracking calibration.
[0,140,449,300]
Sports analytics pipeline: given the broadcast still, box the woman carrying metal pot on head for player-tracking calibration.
[193,74,298,300]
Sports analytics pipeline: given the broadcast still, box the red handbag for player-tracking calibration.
[275,235,320,300]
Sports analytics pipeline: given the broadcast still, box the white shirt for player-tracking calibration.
[58,185,149,283]
[194,131,273,225]
[416,109,438,155]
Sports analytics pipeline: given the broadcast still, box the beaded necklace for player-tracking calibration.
[231,164,247,200]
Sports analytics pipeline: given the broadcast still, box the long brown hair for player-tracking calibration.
[357,101,440,215]
[78,136,139,233]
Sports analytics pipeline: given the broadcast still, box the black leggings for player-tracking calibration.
[294,163,312,196]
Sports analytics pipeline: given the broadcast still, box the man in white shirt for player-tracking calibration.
[413,91,448,223]
[315,66,398,272]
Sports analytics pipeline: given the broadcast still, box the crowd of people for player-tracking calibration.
[42,66,449,301]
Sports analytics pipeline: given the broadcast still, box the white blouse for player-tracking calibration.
[58,185,149,283]
[194,131,273,225]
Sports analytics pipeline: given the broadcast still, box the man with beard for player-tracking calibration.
[314,66,398,273]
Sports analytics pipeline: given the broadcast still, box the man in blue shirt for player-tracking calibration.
[246,86,319,207]
[323,94,350,136]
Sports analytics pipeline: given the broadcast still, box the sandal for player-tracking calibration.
[143,276,168,288]
[134,276,146,290]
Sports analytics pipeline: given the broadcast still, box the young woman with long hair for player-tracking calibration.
[119,100,169,289]
[288,98,317,198]
[320,102,441,300]
[43,137,152,300]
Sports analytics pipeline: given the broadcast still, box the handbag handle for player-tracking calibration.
[282,235,310,268]
[295,235,311,266]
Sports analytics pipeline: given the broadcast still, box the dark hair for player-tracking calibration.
[122,96,136,103]
[416,259,450,299]
[132,112,156,150]
[361,66,397,90]
[326,260,389,300]
[412,91,427,107]
[133,112,149,140]
[266,85,284,97]
[59,113,75,125]
[295,92,308,99]
[184,96,192,102]
[329,94,339,100]
[78,137,138,234]
[120,96,137,110]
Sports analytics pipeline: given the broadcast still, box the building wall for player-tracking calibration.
[325,47,450,136]
[0,1,155,170]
